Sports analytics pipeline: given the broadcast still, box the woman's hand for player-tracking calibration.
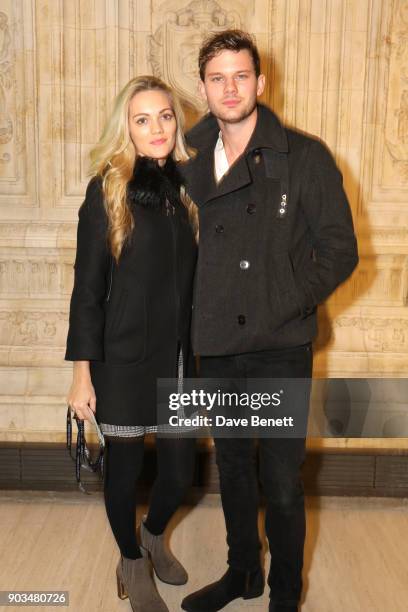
[67,361,96,422]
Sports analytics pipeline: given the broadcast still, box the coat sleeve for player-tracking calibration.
[65,177,110,361]
[293,139,359,317]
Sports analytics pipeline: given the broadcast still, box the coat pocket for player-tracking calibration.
[105,287,127,336]
[104,288,147,365]
[272,252,302,324]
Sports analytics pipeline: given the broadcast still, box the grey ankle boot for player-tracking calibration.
[140,517,188,585]
[116,550,169,612]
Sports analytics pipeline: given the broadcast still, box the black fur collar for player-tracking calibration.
[127,156,184,211]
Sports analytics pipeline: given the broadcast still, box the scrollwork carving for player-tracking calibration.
[334,315,408,351]
[149,0,241,110]
[0,311,67,346]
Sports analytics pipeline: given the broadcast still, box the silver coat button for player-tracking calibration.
[240,260,250,270]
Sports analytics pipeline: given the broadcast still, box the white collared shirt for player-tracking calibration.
[214,131,230,183]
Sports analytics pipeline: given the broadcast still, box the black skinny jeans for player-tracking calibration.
[200,343,313,606]
[103,435,195,559]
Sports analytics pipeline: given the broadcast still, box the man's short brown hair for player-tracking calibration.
[198,29,261,81]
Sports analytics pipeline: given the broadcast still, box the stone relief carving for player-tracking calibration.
[0,260,60,294]
[149,0,241,110]
[0,10,13,162]
[385,0,408,178]
[0,311,67,346]
[334,316,408,352]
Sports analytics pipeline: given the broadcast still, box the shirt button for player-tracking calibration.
[238,315,246,325]
[215,224,224,233]
[246,204,256,214]
[252,149,262,164]
[240,260,250,270]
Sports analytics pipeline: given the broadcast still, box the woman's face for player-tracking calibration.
[128,90,177,163]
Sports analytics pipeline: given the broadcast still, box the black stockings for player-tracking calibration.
[103,436,195,559]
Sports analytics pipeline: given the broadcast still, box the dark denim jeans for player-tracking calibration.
[200,343,313,606]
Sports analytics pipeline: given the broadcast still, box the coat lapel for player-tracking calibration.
[187,132,252,207]
[205,155,252,203]
[185,104,289,207]
[186,142,216,207]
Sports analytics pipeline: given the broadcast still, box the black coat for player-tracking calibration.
[182,104,358,356]
[65,157,197,426]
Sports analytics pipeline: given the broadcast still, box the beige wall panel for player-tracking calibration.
[359,0,408,235]
[0,1,37,210]
[0,0,407,442]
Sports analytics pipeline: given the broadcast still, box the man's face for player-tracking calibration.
[199,49,265,124]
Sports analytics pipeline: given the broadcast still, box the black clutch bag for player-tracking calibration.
[66,406,105,494]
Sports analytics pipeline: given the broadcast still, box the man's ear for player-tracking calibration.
[257,74,266,97]
[198,79,207,102]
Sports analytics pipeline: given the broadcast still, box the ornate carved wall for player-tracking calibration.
[0,0,406,442]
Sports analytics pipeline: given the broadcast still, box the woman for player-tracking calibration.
[65,76,198,612]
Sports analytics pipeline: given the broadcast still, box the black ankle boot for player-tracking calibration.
[181,566,264,611]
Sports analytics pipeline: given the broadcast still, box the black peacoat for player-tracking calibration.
[182,103,359,356]
[65,157,197,426]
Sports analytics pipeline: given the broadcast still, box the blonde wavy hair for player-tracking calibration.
[89,76,198,262]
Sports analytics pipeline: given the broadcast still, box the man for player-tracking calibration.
[181,30,358,612]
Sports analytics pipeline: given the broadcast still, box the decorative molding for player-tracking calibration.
[360,0,408,216]
[313,349,408,376]
[36,0,142,209]
[385,0,408,178]
[0,221,76,248]
[0,346,66,367]
[0,259,72,296]
[0,310,67,346]
[0,10,14,156]
[0,0,37,207]
[332,315,408,352]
